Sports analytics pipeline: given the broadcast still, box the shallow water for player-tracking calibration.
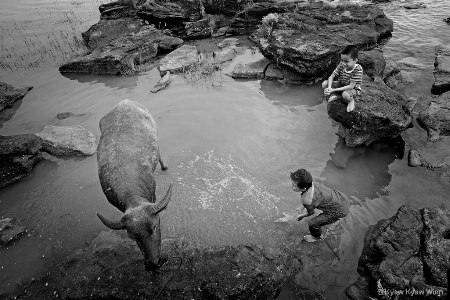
[1,0,450,298]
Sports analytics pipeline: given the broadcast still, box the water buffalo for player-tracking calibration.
[96,99,172,272]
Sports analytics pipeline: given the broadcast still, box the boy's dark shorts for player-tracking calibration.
[330,81,360,98]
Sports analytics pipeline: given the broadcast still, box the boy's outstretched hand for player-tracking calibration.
[324,88,332,96]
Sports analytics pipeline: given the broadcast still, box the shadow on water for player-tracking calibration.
[0,98,24,128]
[61,72,138,90]
[321,135,405,200]
[259,80,324,108]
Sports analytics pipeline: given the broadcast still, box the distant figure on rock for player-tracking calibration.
[322,45,363,112]
[290,168,350,243]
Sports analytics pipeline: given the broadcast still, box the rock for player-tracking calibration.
[12,230,298,300]
[212,26,229,37]
[440,169,450,185]
[346,205,449,299]
[408,149,423,167]
[444,17,450,24]
[405,138,450,170]
[203,0,262,16]
[158,44,199,76]
[98,1,144,19]
[228,1,298,35]
[0,218,26,246]
[60,25,182,75]
[422,205,450,287]
[0,82,33,113]
[265,63,284,80]
[217,37,239,49]
[0,134,43,189]
[432,45,450,95]
[255,4,393,84]
[214,46,238,63]
[417,92,450,141]
[327,81,412,147]
[35,125,96,156]
[185,14,216,38]
[231,57,271,79]
[358,49,386,81]
[404,3,426,9]
[151,71,172,93]
[56,112,75,120]
[383,59,424,89]
[81,18,143,50]
[137,0,204,35]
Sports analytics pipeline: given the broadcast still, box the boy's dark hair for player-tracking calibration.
[290,168,313,189]
[341,45,358,60]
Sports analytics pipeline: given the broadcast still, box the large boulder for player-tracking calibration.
[432,45,450,95]
[185,14,216,39]
[60,24,183,75]
[346,205,449,300]
[35,125,97,156]
[0,82,33,113]
[327,81,413,147]
[254,4,393,84]
[0,218,27,246]
[98,0,147,20]
[0,134,43,189]
[10,230,298,300]
[417,92,450,141]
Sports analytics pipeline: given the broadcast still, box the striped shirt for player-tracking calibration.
[332,63,363,91]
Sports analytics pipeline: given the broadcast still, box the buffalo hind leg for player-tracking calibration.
[158,146,168,170]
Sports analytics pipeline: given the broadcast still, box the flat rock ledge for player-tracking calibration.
[9,230,298,300]
[432,45,450,95]
[417,92,450,142]
[0,82,33,113]
[158,44,199,76]
[0,218,27,246]
[327,81,413,147]
[346,204,449,300]
[60,21,183,75]
[254,4,393,84]
[35,125,96,156]
[0,134,43,189]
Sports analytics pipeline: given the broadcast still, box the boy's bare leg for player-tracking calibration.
[347,98,355,112]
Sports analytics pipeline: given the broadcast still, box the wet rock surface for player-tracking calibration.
[254,4,393,84]
[432,45,450,95]
[35,125,97,156]
[60,23,183,75]
[151,71,172,92]
[327,81,412,147]
[417,92,450,141]
[0,134,43,189]
[158,44,198,75]
[0,218,27,246]
[0,82,33,113]
[231,57,271,79]
[9,230,298,300]
[346,205,449,300]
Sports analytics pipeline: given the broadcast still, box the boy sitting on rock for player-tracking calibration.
[322,45,363,112]
[290,168,350,243]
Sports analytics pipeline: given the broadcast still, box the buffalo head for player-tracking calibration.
[97,184,172,272]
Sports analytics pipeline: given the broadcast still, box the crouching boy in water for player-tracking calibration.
[290,168,350,243]
[322,45,363,112]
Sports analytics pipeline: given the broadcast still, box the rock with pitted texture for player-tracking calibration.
[0,218,27,246]
[346,205,449,300]
[254,4,393,84]
[35,125,96,156]
[327,81,412,147]
[0,82,33,113]
[158,44,199,75]
[0,134,43,189]
[417,92,450,141]
[432,45,450,95]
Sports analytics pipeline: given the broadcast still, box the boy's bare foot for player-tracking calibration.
[328,95,338,103]
[347,99,355,112]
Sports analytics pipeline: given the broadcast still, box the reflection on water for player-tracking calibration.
[0,98,24,128]
[61,72,139,90]
[322,136,405,199]
[260,80,324,109]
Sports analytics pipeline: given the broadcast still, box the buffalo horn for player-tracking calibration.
[148,184,173,214]
[97,212,126,230]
